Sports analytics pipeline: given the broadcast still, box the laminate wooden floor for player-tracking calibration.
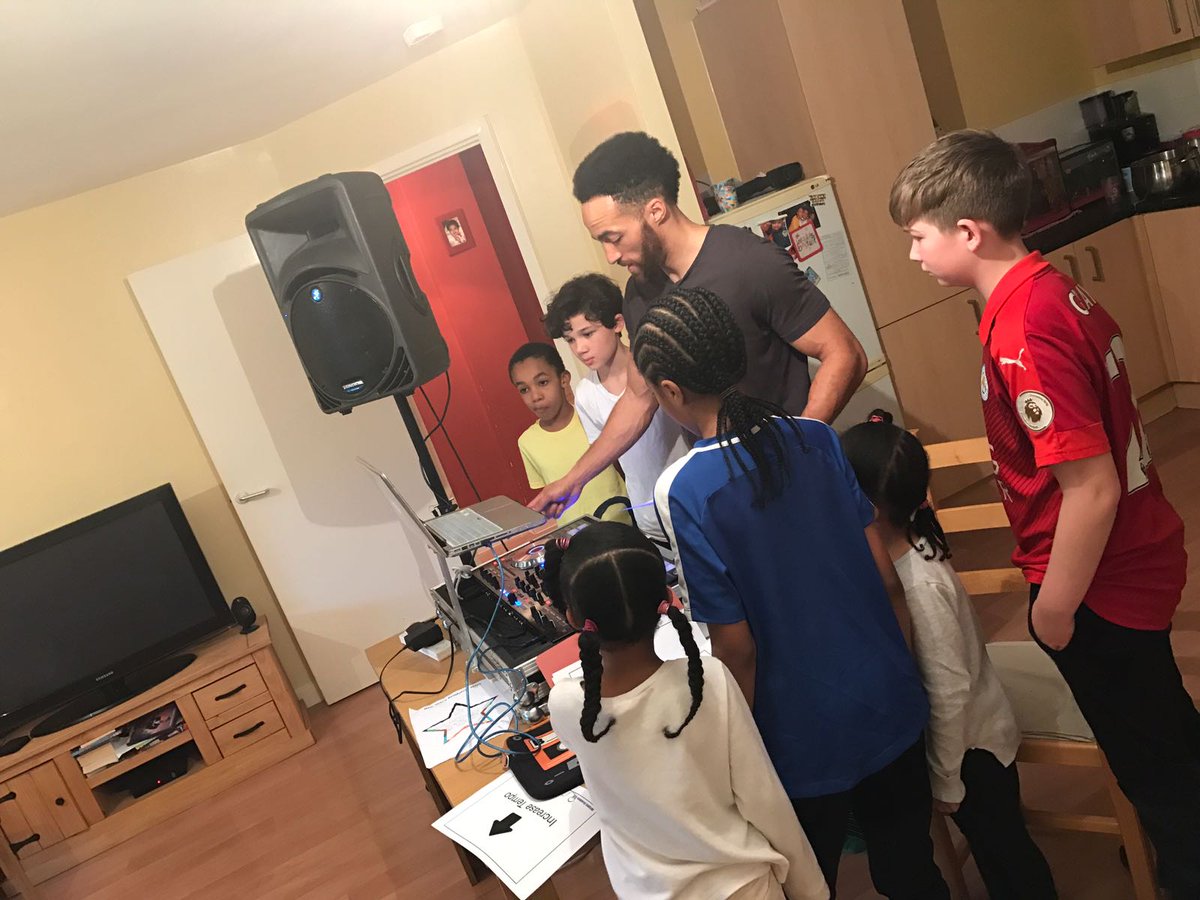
[28,409,1200,900]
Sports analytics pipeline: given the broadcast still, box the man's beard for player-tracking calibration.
[634,223,667,282]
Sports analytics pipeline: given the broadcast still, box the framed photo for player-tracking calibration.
[438,210,475,256]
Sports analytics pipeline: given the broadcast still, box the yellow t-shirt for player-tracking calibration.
[517,412,631,525]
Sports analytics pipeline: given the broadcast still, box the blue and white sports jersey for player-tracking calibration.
[655,417,928,798]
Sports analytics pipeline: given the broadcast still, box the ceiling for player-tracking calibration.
[0,0,527,217]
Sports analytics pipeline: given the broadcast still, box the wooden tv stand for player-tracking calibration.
[0,620,312,896]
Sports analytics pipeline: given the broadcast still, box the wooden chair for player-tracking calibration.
[923,437,1158,900]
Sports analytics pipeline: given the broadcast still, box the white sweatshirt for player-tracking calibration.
[549,656,828,900]
[894,543,1021,803]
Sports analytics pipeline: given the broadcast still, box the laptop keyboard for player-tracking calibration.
[427,509,503,548]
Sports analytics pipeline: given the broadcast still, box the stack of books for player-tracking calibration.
[72,704,186,776]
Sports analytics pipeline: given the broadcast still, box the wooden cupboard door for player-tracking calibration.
[1077,219,1170,398]
[1139,208,1200,382]
[0,762,86,857]
[1045,244,1083,285]
[1074,0,1197,66]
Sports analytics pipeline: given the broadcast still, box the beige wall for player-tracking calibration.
[634,0,739,185]
[0,142,316,698]
[902,0,966,133]
[0,8,683,702]
[932,0,1094,129]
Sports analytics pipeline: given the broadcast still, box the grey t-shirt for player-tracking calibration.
[624,225,831,415]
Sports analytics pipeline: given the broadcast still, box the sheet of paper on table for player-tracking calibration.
[409,677,512,769]
[432,770,600,899]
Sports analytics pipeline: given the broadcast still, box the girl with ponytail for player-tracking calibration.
[635,288,946,898]
[841,411,1056,899]
[544,521,826,900]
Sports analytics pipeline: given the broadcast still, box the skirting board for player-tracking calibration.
[1174,382,1200,409]
[295,680,322,708]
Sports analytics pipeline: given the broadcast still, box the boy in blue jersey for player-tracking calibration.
[637,287,946,900]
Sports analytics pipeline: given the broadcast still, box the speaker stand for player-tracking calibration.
[395,395,457,517]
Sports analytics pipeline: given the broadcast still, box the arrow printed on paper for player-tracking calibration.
[489,812,521,836]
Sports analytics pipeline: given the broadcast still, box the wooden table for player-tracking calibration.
[367,636,605,900]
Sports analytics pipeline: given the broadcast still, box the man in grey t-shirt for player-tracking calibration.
[530,132,866,518]
[623,223,830,414]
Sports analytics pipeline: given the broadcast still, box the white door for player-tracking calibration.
[130,235,442,703]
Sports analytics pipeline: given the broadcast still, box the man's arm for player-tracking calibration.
[708,620,757,707]
[1030,453,1121,650]
[791,308,867,423]
[528,359,657,518]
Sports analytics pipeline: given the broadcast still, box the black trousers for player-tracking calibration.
[791,737,949,900]
[951,748,1057,900]
[1030,587,1200,897]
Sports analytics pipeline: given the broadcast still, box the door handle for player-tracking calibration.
[235,489,271,504]
[1084,245,1106,282]
[966,295,984,324]
[1167,0,1182,33]
[10,833,40,855]
[1063,253,1083,284]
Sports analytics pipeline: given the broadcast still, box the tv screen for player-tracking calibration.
[0,484,233,731]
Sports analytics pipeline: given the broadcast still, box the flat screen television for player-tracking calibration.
[0,484,234,740]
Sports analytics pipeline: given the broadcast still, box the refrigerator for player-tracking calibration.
[709,175,903,430]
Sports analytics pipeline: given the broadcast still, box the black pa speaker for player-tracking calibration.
[245,172,450,414]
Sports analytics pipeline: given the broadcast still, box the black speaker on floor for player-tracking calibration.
[246,172,450,414]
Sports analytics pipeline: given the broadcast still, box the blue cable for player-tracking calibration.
[454,545,543,762]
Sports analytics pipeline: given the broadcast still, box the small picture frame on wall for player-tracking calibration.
[439,210,475,256]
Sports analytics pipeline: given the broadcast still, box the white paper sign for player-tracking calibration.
[822,230,852,280]
[432,771,600,899]
[409,678,511,769]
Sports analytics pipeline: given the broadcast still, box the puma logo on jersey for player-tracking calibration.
[999,348,1027,370]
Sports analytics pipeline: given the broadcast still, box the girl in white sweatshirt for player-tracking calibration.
[842,411,1056,900]
[545,521,827,900]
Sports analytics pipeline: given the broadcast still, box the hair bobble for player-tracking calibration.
[582,619,598,632]
[867,413,887,423]
[657,599,671,616]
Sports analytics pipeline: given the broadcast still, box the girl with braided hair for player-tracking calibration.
[841,411,1056,899]
[545,521,826,900]
[636,287,949,899]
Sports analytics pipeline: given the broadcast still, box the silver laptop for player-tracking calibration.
[357,458,544,556]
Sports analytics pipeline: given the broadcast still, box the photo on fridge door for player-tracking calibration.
[758,217,794,253]
[780,200,823,262]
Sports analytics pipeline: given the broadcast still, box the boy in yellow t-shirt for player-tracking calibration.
[509,342,630,525]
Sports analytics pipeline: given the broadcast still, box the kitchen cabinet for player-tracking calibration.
[1138,207,1200,382]
[880,290,989,497]
[1075,0,1200,67]
[1047,220,1169,399]
[694,0,958,329]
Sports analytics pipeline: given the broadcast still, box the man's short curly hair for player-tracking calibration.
[573,132,681,208]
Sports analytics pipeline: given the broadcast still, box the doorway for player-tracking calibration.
[385,145,547,507]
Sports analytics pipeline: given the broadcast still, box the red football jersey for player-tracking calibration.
[979,252,1186,630]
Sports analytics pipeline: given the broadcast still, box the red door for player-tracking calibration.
[386,146,547,506]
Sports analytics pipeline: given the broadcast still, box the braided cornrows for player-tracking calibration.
[662,605,703,739]
[543,522,705,742]
[633,287,805,507]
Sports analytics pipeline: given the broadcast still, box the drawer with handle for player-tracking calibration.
[211,702,285,758]
[193,664,268,721]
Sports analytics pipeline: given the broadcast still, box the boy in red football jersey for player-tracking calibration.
[890,130,1197,896]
